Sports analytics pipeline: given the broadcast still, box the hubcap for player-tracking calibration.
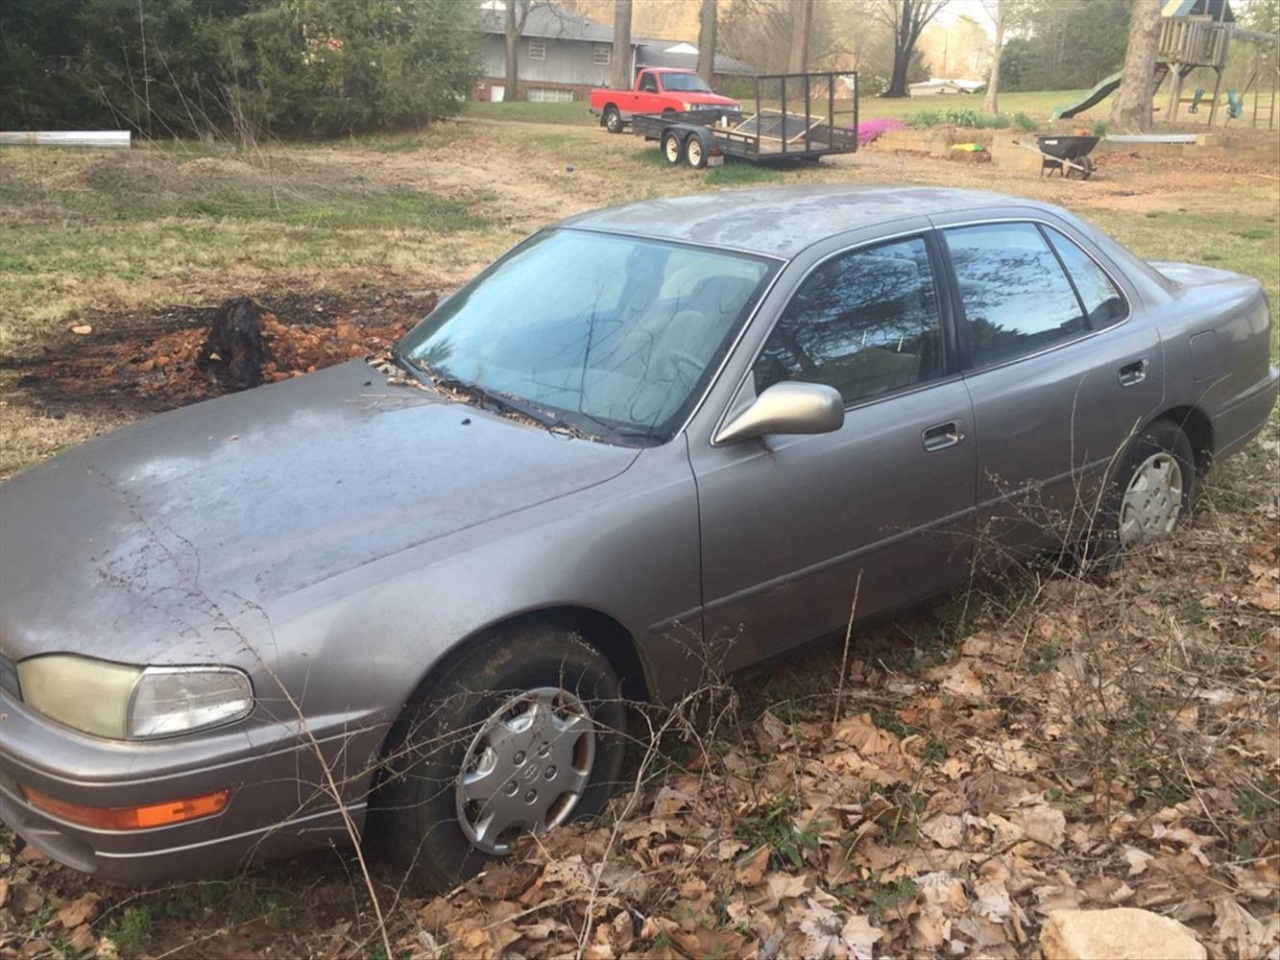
[1119,452,1183,546]
[665,136,680,163]
[688,141,702,166]
[456,687,595,855]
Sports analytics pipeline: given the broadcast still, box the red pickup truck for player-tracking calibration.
[589,68,741,133]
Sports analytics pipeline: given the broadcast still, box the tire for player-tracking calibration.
[1095,419,1196,558]
[685,134,708,169]
[661,130,683,166]
[1066,156,1095,180]
[369,624,627,891]
[603,106,623,134]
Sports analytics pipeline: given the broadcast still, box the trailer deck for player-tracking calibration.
[630,71,859,168]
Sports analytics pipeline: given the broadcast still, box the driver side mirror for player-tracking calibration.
[714,381,844,445]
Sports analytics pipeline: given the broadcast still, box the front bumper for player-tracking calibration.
[0,689,388,883]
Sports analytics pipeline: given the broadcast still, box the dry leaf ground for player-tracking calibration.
[0,115,1277,959]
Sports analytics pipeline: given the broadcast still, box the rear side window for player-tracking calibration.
[944,223,1088,367]
[1043,228,1127,329]
[753,236,945,405]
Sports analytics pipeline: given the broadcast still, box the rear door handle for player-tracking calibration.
[1118,359,1147,386]
[923,421,965,452]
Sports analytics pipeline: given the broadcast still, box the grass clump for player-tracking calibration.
[706,162,783,186]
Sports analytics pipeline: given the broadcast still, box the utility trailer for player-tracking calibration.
[631,71,859,169]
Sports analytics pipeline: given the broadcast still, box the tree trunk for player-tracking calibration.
[612,0,632,90]
[788,0,814,74]
[504,0,521,102]
[884,0,930,98]
[1109,0,1163,131]
[697,0,717,85]
[886,50,911,97]
[983,1,1006,114]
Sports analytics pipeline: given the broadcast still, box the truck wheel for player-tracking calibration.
[603,106,623,134]
[685,135,708,169]
[661,131,683,166]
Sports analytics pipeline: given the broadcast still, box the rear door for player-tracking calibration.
[933,214,1165,559]
[690,233,976,672]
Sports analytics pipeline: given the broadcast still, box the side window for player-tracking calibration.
[944,223,1088,367]
[753,237,945,405]
[1043,227,1128,329]
[639,73,658,93]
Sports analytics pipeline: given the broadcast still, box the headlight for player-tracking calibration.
[16,655,253,740]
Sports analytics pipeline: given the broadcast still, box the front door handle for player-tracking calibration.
[1118,359,1148,386]
[923,421,965,452]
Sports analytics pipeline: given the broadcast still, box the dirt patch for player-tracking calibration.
[4,289,436,421]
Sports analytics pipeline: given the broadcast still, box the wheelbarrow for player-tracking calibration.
[1014,134,1100,180]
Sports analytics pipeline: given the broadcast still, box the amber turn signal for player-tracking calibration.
[23,786,231,830]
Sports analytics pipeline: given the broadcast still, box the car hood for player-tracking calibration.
[0,360,639,661]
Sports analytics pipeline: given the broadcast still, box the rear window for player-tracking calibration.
[944,222,1088,367]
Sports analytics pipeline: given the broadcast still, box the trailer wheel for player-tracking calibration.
[661,131,683,166]
[603,106,623,134]
[685,135,708,169]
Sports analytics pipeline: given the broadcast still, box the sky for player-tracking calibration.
[933,0,997,33]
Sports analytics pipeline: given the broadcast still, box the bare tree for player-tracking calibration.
[697,0,717,85]
[504,0,554,101]
[981,0,1031,113]
[789,0,815,73]
[612,0,632,89]
[871,0,949,98]
[1109,0,1162,131]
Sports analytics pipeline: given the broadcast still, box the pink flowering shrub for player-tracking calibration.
[848,117,908,146]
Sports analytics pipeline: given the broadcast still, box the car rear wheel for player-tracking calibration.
[1098,419,1196,554]
[603,106,623,134]
[662,130,683,166]
[369,624,627,890]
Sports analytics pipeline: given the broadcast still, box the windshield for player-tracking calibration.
[396,230,777,445]
[662,73,713,93]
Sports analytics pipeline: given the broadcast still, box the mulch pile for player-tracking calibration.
[13,291,437,412]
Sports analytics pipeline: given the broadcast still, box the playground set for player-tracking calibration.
[1053,0,1278,129]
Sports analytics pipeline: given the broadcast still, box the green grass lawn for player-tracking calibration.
[463,99,599,127]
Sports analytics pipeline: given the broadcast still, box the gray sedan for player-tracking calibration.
[1,186,1276,888]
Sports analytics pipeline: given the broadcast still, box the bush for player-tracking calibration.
[906,108,1014,131]
[854,117,909,145]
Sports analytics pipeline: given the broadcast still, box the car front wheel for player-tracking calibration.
[369,624,627,889]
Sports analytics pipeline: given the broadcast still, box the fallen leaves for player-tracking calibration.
[4,471,1279,960]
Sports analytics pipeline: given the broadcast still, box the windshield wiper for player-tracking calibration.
[396,353,656,445]
[399,355,598,439]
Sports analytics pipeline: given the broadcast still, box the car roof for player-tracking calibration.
[562,185,1041,259]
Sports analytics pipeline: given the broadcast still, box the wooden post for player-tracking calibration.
[1208,67,1223,125]
[1167,63,1183,120]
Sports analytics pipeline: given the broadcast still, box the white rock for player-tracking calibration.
[1041,908,1206,960]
